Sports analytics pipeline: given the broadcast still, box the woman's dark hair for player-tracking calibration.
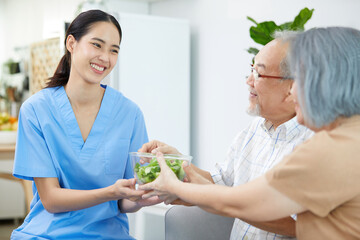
[46,10,122,88]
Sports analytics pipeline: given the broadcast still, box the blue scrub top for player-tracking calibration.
[11,85,148,240]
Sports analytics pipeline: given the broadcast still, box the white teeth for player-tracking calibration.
[91,64,105,71]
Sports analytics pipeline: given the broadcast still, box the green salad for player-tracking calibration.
[134,157,186,184]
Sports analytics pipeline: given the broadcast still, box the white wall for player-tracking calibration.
[0,1,5,65]
[2,0,78,59]
[1,0,149,59]
[150,0,257,170]
[150,0,360,170]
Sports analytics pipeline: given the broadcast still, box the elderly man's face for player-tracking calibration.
[290,82,305,126]
[246,39,295,122]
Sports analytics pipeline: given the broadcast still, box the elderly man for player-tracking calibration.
[140,35,313,239]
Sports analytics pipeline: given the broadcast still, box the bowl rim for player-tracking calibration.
[129,152,192,161]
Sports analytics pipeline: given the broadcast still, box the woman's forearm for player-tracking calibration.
[35,177,145,213]
[39,185,117,213]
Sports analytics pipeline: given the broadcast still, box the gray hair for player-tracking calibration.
[273,31,301,78]
[287,27,360,128]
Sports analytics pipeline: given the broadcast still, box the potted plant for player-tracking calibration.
[247,7,314,59]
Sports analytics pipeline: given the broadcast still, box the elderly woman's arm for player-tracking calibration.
[140,152,307,222]
[180,176,305,222]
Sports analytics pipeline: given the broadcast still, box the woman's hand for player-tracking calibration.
[138,152,181,203]
[119,195,164,213]
[116,179,164,213]
[138,140,181,155]
[133,196,163,207]
[112,178,145,201]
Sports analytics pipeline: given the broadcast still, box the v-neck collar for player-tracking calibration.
[54,85,115,160]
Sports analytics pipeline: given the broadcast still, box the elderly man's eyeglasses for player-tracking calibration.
[250,64,292,81]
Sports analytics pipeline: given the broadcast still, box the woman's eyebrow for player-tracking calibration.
[91,37,120,49]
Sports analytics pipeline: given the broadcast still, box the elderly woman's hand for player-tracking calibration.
[164,161,212,205]
[138,152,181,204]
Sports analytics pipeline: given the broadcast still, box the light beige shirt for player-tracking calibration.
[266,115,360,240]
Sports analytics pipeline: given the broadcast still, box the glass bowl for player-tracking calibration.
[129,152,192,184]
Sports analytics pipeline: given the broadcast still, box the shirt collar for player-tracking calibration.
[260,117,304,141]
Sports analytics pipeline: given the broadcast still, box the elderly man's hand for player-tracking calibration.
[183,163,213,184]
[138,140,181,155]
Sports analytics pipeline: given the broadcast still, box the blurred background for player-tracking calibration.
[0,0,359,239]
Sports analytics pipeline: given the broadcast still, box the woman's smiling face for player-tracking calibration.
[66,21,121,85]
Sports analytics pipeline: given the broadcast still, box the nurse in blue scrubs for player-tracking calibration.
[11,9,160,239]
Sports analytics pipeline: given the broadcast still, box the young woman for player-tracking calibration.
[139,27,360,239]
[11,10,159,239]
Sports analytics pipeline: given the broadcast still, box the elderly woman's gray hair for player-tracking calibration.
[287,27,360,128]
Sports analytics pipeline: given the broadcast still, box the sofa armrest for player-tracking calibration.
[165,205,234,240]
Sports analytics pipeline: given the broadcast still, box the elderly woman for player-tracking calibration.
[140,27,360,239]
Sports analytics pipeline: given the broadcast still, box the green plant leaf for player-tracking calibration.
[246,16,258,26]
[246,47,259,55]
[246,7,314,57]
[249,21,280,45]
[279,21,293,30]
[291,7,314,30]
